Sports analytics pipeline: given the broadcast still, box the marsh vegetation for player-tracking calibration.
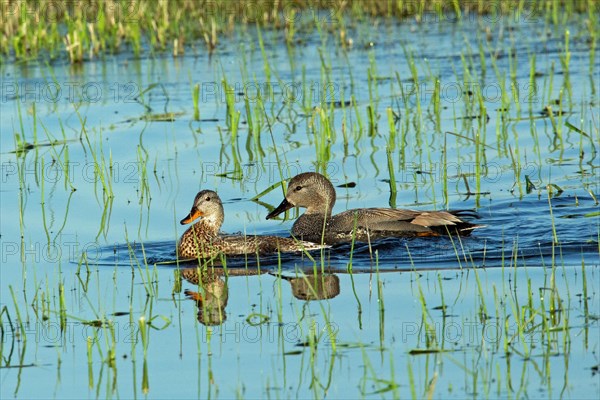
[1,1,598,398]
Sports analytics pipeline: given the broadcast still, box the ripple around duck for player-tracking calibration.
[89,193,598,271]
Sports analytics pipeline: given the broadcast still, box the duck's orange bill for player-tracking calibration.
[180,209,203,225]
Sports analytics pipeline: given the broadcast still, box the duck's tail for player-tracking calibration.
[444,209,485,236]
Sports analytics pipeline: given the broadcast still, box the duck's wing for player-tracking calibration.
[409,211,467,227]
[333,208,481,233]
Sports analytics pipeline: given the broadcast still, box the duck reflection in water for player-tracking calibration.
[180,267,268,326]
[273,272,340,301]
[180,267,341,326]
[181,268,228,326]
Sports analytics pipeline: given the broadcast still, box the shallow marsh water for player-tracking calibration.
[1,11,599,399]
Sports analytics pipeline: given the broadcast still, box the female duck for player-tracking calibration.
[266,172,482,244]
[178,190,324,259]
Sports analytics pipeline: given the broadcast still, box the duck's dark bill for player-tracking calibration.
[266,198,294,219]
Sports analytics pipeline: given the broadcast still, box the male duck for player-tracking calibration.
[266,172,483,244]
[178,189,325,259]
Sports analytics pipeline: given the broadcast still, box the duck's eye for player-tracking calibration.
[295,185,302,191]
[205,196,211,201]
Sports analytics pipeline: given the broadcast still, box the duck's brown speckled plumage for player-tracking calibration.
[177,190,325,259]
[266,172,483,244]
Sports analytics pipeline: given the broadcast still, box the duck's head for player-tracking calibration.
[266,172,336,219]
[180,190,224,229]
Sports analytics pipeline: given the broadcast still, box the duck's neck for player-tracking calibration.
[305,194,335,216]
[292,212,330,242]
[201,211,224,232]
[183,209,224,242]
[193,213,223,237]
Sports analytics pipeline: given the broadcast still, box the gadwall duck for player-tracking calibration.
[178,190,325,259]
[265,172,483,244]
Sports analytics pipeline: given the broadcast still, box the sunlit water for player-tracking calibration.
[1,12,598,399]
